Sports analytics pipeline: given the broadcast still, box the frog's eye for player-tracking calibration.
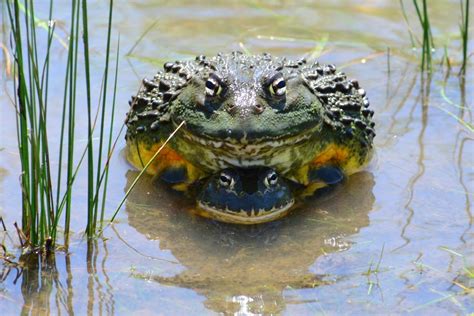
[205,73,223,97]
[218,171,235,189]
[267,73,286,96]
[263,171,279,188]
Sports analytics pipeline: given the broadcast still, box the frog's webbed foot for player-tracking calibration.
[153,163,205,191]
[294,165,344,198]
[159,166,189,184]
[308,166,344,185]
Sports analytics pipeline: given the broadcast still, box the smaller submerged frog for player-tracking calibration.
[196,167,295,224]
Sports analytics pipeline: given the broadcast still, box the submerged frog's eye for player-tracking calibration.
[218,171,235,189]
[267,73,286,96]
[205,73,223,97]
[263,171,279,188]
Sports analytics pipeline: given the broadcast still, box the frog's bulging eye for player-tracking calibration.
[264,171,279,188]
[219,172,235,189]
[267,73,286,96]
[205,73,223,97]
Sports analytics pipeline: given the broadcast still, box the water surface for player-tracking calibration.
[0,1,473,314]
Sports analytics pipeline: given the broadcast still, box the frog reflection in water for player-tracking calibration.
[125,171,375,314]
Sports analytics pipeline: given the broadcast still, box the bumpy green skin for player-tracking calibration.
[126,52,375,184]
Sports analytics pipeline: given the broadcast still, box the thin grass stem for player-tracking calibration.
[100,121,186,234]
[100,36,121,227]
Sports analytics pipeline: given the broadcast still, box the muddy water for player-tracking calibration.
[1,1,473,315]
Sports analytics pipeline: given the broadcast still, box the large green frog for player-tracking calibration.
[125,52,375,223]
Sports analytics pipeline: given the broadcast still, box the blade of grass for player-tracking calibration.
[126,20,158,56]
[92,0,114,233]
[64,0,81,245]
[81,0,95,238]
[459,0,470,75]
[7,0,121,250]
[11,0,68,49]
[99,120,186,235]
[308,34,329,60]
[7,0,34,243]
[399,0,421,47]
[99,35,121,227]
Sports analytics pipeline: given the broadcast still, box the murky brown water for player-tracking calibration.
[1,1,473,314]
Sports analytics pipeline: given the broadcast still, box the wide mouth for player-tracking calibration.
[196,198,295,225]
[178,121,317,150]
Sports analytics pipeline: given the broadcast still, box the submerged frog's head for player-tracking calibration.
[171,52,325,146]
[196,167,295,224]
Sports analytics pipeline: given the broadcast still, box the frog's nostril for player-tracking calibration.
[253,104,264,114]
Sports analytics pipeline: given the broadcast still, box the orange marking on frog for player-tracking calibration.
[146,143,188,174]
[129,141,205,190]
[310,144,349,167]
[129,141,187,175]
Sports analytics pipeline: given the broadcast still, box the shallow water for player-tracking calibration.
[1,1,473,314]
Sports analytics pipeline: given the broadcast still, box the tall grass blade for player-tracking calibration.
[100,121,186,235]
[92,0,114,234]
[81,0,94,238]
[100,36,121,227]
[404,0,434,72]
[7,0,120,251]
[459,0,470,75]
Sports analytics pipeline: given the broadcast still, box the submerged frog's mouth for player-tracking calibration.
[196,198,295,225]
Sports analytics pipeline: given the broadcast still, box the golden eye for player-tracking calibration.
[205,73,223,97]
[267,73,286,96]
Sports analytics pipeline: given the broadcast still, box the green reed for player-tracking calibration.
[6,0,119,252]
[417,0,434,72]
[401,0,470,74]
[459,0,470,75]
[400,0,434,71]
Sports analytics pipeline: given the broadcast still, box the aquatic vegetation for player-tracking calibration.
[459,0,470,75]
[0,1,472,314]
[5,0,119,251]
[400,0,434,72]
[400,0,470,74]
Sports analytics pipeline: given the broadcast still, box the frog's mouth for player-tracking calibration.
[180,127,312,150]
[177,120,320,162]
[196,198,295,224]
[178,124,319,171]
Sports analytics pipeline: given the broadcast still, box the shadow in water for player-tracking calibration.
[125,170,376,314]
